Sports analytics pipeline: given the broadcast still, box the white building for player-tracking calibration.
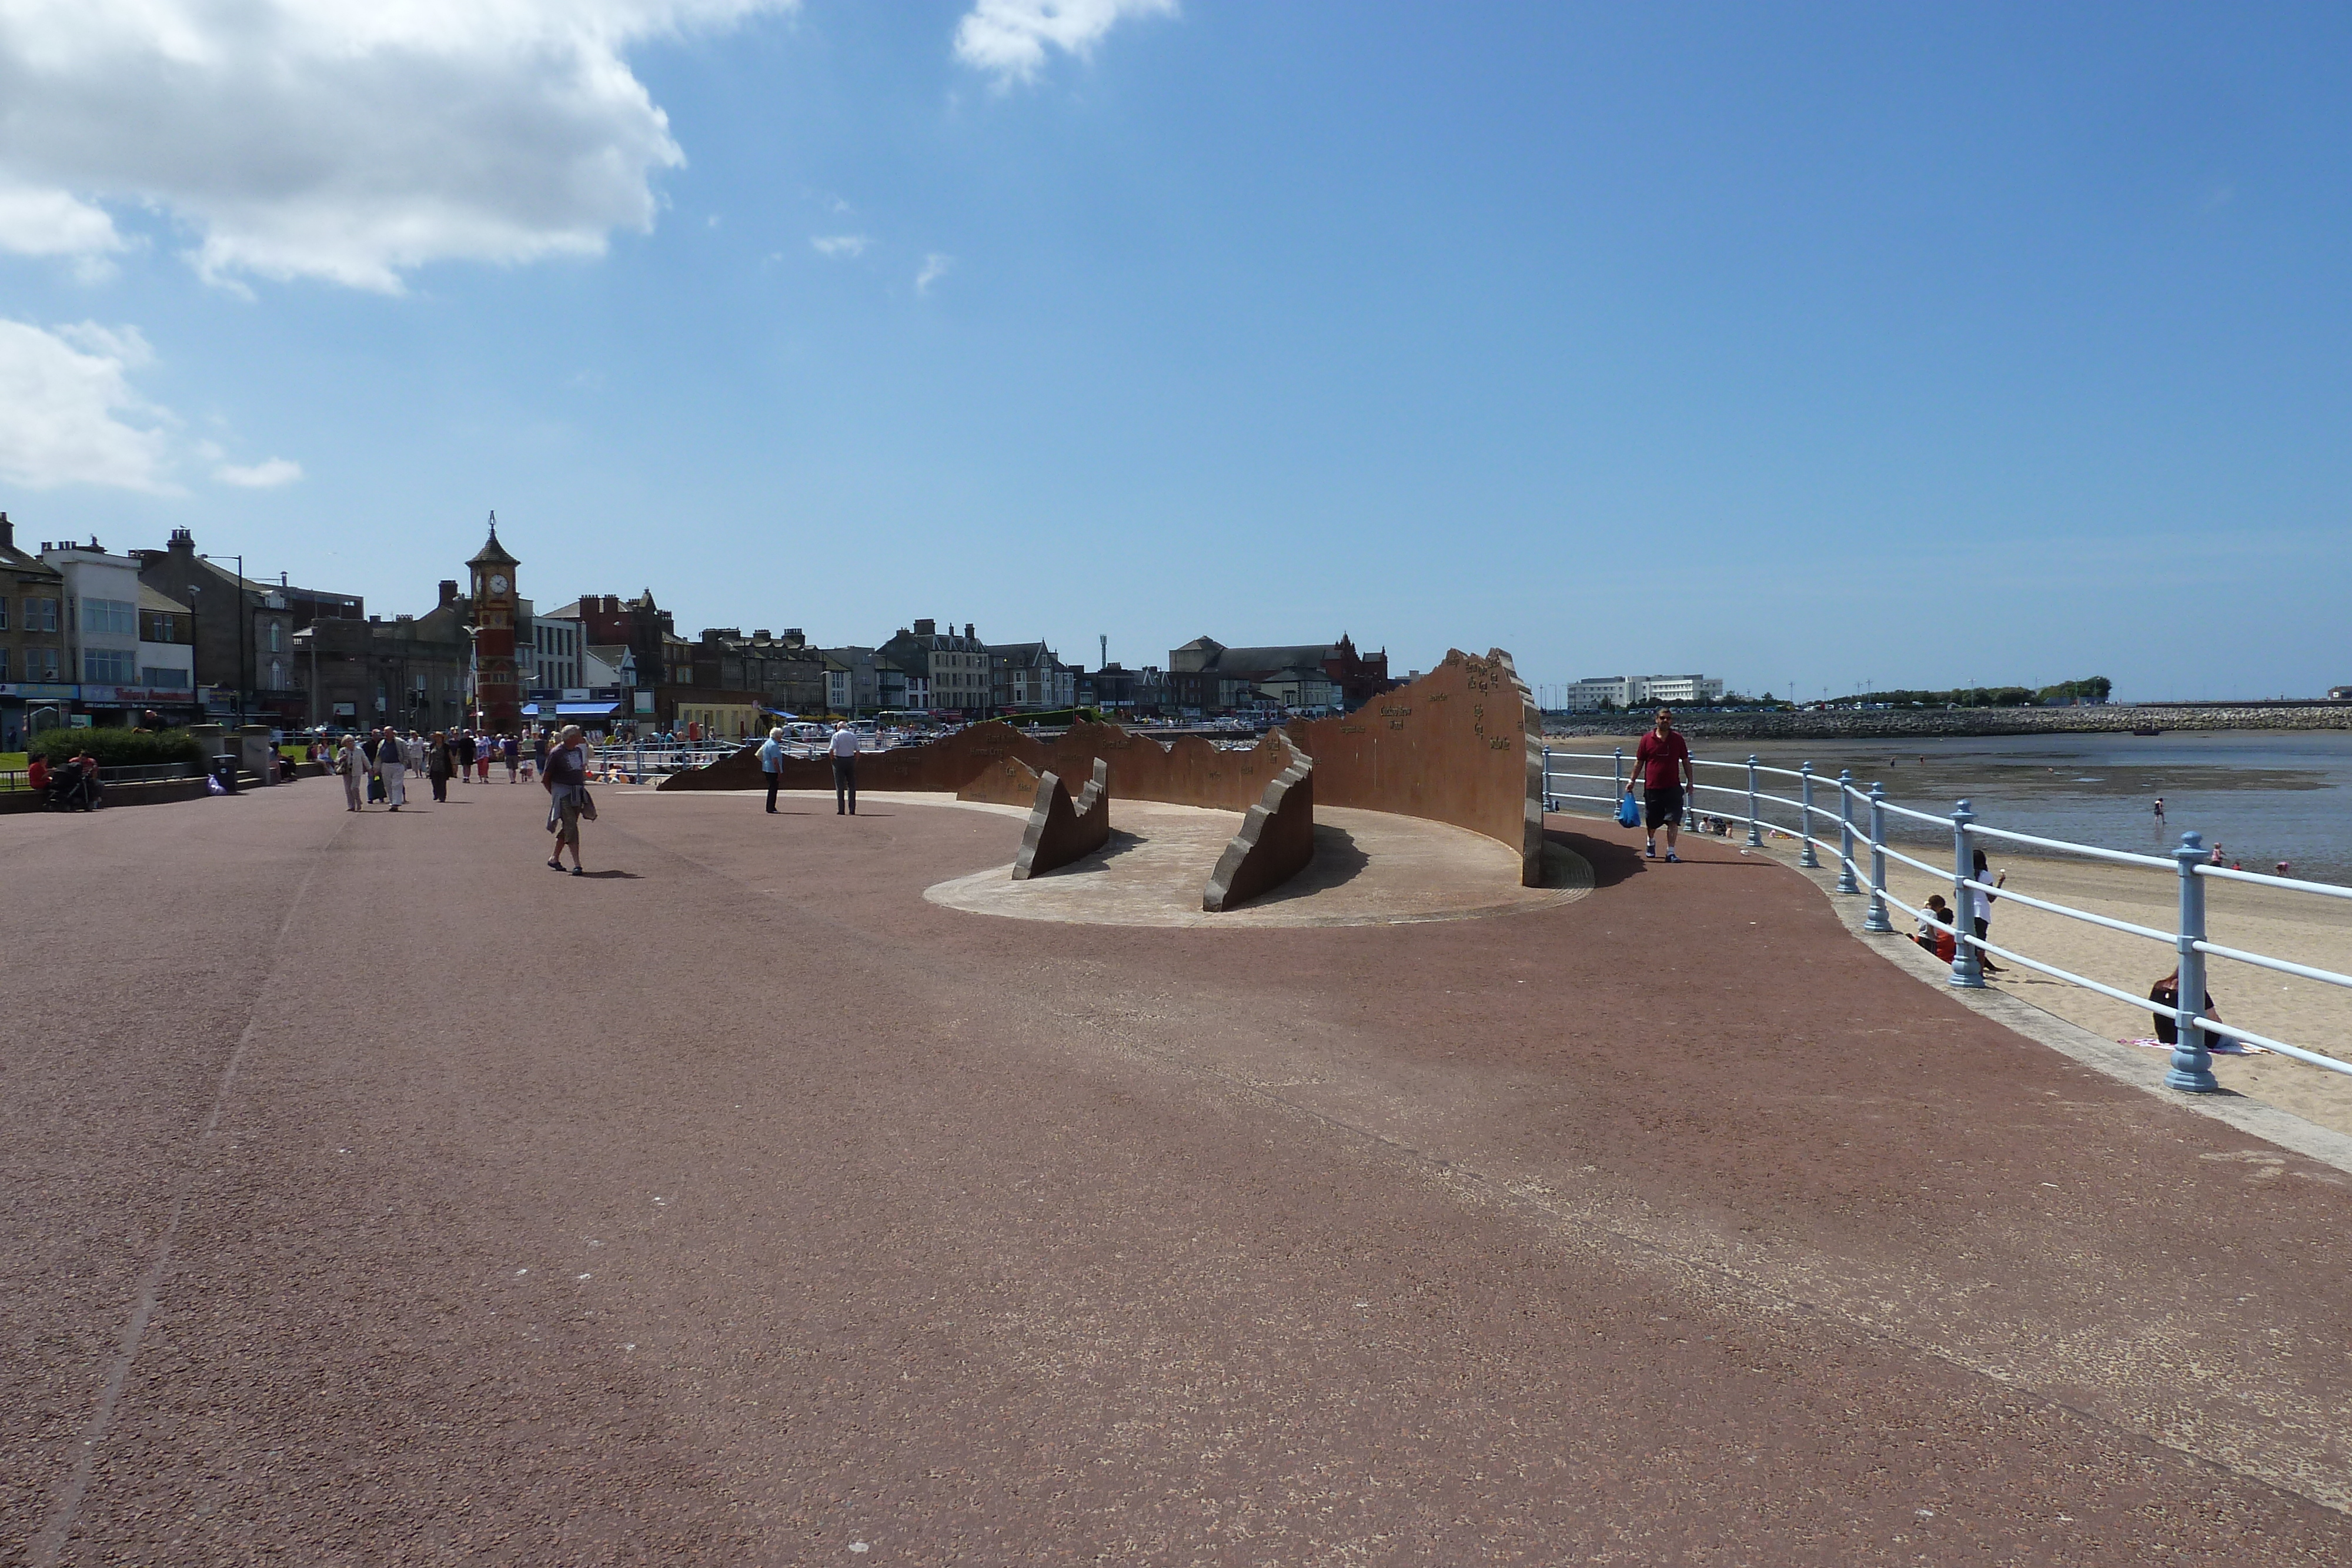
[523,599,585,692]
[136,586,194,694]
[1565,673,1725,710]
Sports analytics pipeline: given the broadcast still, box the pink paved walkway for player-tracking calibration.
[5,779,2350,1563]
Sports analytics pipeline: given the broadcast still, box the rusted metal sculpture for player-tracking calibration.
[1012,758,1110,880]
[1202,735,1314,912]
[663,648,1544,886]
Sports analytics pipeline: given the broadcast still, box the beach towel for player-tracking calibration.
[2120,1035,2267,1055]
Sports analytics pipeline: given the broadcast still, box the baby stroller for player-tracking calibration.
[46,759,98,812]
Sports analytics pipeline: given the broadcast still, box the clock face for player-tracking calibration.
[488,573,509,594]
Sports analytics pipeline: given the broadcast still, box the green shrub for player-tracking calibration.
[30,727,206,767]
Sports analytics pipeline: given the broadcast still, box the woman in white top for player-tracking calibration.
[337,737,363,811]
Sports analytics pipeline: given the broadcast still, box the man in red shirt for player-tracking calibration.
[1631,707,1694,861]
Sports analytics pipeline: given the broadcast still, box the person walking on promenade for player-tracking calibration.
[1969,847,2007,975]
[336,736,363,811]
[1629,707,1693,861]
[502,733,520,783]
[374,727,408,811]
[542,724,590,874]
[477,738,494,783]
[426,731,455,803]
[759,727,787,813]
[456,730,477,783]
[409,732,427,778]
[828,720,860,815]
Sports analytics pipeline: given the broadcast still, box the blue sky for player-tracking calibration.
[2,1,2347,701]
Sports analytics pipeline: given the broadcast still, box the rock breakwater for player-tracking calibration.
[1545,705,2352,743]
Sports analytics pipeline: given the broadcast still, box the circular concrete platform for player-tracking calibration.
[923,799,1593,928]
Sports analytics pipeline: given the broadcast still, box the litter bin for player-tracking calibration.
[212,753,242,794]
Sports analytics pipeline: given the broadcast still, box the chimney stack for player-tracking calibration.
[439,580,460,609]
[0,511,9,550]
[914,618,936,637]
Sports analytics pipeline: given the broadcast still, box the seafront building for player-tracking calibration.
[880,620,993,718]
[2,509,1414,735]
[41,538,202,728]
[0,514,69,750]
[1564,673,1726,710]
[1165,634,1392,714]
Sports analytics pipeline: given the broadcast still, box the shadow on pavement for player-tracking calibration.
[1546,826,1643,888]
[1251,827,1371,907]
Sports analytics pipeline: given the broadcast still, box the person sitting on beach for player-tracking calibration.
[1916,895,1957,964]
[2149,968,2221,1054]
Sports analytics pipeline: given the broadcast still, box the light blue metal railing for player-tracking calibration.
[1541,744,2352,1090]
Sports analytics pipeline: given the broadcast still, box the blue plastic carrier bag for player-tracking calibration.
[1616,793,1641,828]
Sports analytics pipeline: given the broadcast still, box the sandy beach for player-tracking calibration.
[1703,819,2352,1137]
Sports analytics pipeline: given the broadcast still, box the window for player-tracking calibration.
[83,597,137,636]
[25,597,58,632]
[24,647,58,680]
[267,620,284,653]
[85,647,136,683]
[0,596,8,629]
[0,647,7,679]
[142,666,191,691]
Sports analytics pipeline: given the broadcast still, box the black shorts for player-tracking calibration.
[1643,784,1683,830]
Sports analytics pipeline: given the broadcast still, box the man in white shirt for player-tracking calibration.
[828,722,861,815]
[758,727,786,814]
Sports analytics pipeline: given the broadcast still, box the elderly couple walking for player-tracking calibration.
[758,723,863,815]
[338,730,412,811]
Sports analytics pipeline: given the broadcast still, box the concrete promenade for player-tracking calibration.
[7,780,2352,1563]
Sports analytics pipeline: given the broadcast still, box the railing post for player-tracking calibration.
[1612,745,1625,800]
[2166,830,2220,1092]
[1745,755,1763,846]
[1949,800,1984,988]
[1864,782,1892,931]
[1836,770,1859,894]
[1798,762,1820,868]
[1542,744,1553,812]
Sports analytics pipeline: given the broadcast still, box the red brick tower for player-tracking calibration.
[468,516,522,733]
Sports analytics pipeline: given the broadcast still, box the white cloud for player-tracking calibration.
[0,178,122,260]
[53,320,154,367]
[0,319,178,493]
[215,456,302,489]
[954,0,1175,85]
[916,253,953,294]
[810,233,870,258]
[0,1,795,292]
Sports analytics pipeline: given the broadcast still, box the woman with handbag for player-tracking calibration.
[426,731,455,803]
[542,724,592,875]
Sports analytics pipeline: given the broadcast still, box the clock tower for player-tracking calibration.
[467,514,523,733]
